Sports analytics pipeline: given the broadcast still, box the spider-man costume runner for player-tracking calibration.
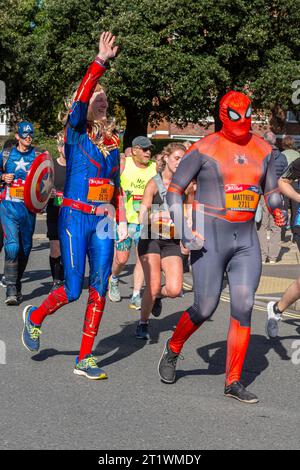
[158,91,286,403]
[22,32,126,380]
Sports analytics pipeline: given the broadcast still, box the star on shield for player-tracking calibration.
[41,173,53,195]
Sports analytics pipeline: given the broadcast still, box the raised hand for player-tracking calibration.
[98,31,118,62]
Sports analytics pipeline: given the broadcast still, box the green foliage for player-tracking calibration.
[1,0,299,141]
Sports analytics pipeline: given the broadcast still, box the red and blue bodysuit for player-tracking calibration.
[166,91,285,387]
[29,57,125,360]
[0,145,39,297]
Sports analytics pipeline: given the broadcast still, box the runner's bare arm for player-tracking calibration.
[278,178,300,203]
[120,154,126,175]
[138,179,157,226]
[278,157,300,203]
[68,32,118,131]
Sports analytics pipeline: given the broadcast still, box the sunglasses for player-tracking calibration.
[20,132,34,139]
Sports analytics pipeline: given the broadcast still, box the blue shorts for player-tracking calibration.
[116,223,141,252]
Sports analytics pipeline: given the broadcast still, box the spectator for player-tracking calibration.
[257,131,288,263]
[282,136,300,244]
[281,135,300,165]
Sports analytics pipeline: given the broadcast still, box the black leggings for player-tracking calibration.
[188,218,261,327]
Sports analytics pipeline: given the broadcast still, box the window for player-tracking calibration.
[287,111,300,123]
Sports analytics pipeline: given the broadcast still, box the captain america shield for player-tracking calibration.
[24,151,54,213]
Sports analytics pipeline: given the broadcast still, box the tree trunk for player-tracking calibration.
[123,103,150,149]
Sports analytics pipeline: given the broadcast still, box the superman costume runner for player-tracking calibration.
[22,33,125,378]
[158,91,286,402]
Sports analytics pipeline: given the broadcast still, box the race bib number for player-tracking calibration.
[225,184,260,212]
[10,180,25,199]
[132,195,143,213]
[87,178,114,203]
[151,212,176,239]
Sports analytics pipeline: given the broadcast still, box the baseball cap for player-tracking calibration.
[17,121,35,139]
[131,136,153,149]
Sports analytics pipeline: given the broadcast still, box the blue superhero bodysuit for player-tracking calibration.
[0,145,40,295]
[29,57,125,360]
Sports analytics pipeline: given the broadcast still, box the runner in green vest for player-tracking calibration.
[108,136,157,309]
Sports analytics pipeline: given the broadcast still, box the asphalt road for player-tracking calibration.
[0,238,300,450]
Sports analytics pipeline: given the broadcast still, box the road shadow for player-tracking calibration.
[22,269,51,284]
[31,348,77,361]
[30,304,298,381]
[282,319,300,333]
[277,246,290,262]
[94,322,148,367]
[31,241,49,252]
[94,310,189,368]
[175,333,293,387]
[31,321,149,365]
[21,281,53,302]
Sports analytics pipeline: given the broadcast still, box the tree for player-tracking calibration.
[1,0,300,143]
[98,0,300,145]
[0,0,103,133]
[0,0,40,126]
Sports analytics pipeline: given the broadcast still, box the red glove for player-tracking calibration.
[272,208,288,227]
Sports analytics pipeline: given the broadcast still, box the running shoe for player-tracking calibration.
[158,338,180,384]
[265,301,281,339]
[0,275,6,288]
[5,285,18,306]
[129,293,141,310]
[108,276,121,302]
[22,305,41,352]
[152,298,162,317]
[136,322,149,340]
[73,354,107,380]
[224,381,259,404]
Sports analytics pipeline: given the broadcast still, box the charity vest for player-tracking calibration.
[121,157,157,224]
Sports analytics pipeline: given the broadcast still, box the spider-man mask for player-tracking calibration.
[219,91,252,142]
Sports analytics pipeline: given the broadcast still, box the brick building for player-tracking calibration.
[148,111,300,148]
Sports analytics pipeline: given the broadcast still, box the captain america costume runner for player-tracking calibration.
[22,33,126,378]
[0,124,40,304]
[158,91,287,402]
